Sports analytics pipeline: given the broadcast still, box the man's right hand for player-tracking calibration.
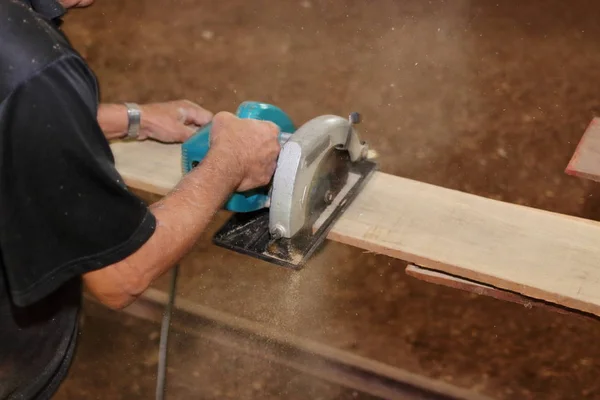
[84,111,282,309]
[208,111,281,192]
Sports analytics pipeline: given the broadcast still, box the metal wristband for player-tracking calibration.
[124,102,141,139]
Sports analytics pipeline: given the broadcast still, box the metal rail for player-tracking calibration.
[95,288,493,400]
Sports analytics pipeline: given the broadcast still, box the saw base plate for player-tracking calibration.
[212,158,378,269]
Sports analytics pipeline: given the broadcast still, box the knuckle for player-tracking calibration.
[260,121,279,136]
[213,111,224,122]
[213,111,232,122]
[269,123,280,136]
[220,110,234,118]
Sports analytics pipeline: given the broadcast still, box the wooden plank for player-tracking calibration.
[566,117,600,182]
[111,139,183,196]
[110,140,600,317]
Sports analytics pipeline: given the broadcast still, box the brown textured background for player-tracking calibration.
[52,0,600,399]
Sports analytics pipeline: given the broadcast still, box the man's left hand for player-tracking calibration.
[138,100,213,143]
[97,100,213,143]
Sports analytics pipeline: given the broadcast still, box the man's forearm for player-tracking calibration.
[97,103,128,139]
[83,151,239,308]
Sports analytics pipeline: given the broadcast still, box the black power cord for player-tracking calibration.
[155,264,179,400]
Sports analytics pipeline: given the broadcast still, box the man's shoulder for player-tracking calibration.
[0,1,85,102]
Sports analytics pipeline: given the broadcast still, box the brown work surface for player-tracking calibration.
[55,300,378,400]
[566,118,600,182]
[113,288,491,400]
[59,0,600,399]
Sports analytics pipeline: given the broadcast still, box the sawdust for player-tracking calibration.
[260,245,303,265]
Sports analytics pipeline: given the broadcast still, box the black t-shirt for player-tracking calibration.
[0,1,157,399]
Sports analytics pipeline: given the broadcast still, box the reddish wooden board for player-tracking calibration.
[405,264,596,321]
[566,117,600,182]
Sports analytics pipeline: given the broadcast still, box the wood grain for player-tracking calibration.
[110,139,600,317]
[566,117,600,182]
[111,139,183,196]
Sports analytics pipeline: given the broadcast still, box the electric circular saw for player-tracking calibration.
[181,101,378,269]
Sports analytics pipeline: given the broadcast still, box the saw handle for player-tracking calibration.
[181,101,296,213]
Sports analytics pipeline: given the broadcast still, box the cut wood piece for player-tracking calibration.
[109,140,600,317]
[405,264,595,321]
[566,117,600,182]
[331,172,600,317]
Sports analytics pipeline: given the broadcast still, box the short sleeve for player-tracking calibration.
[0,55,156,307]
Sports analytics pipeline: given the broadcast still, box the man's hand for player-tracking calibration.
[209,111,281,191]
[84,111,282,309]
[97,100,213,143]
[138,100,213,142]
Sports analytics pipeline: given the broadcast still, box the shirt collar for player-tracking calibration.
[25,0,66,21]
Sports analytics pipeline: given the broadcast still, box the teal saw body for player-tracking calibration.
[181,101,296,213]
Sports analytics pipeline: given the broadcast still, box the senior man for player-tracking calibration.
[0,0,281,399]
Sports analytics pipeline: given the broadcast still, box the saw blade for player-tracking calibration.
[212,156,377,269]
[304,148,351,228]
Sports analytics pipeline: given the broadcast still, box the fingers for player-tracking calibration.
[257,120,280,139]
[179,125,199,141]
[178,100,213,127]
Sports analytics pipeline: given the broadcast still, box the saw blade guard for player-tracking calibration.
[269,115,369,239]
[181,101,296,213]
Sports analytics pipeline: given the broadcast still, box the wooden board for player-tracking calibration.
[110,140,600,318]
[111,139,183,196]
[566,117,600,182]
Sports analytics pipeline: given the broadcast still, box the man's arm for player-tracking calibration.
[0,55,279,310]
[82,150,234,308]
[96,103,128,139]
[83,111,280,309]
[97,100,213,142]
